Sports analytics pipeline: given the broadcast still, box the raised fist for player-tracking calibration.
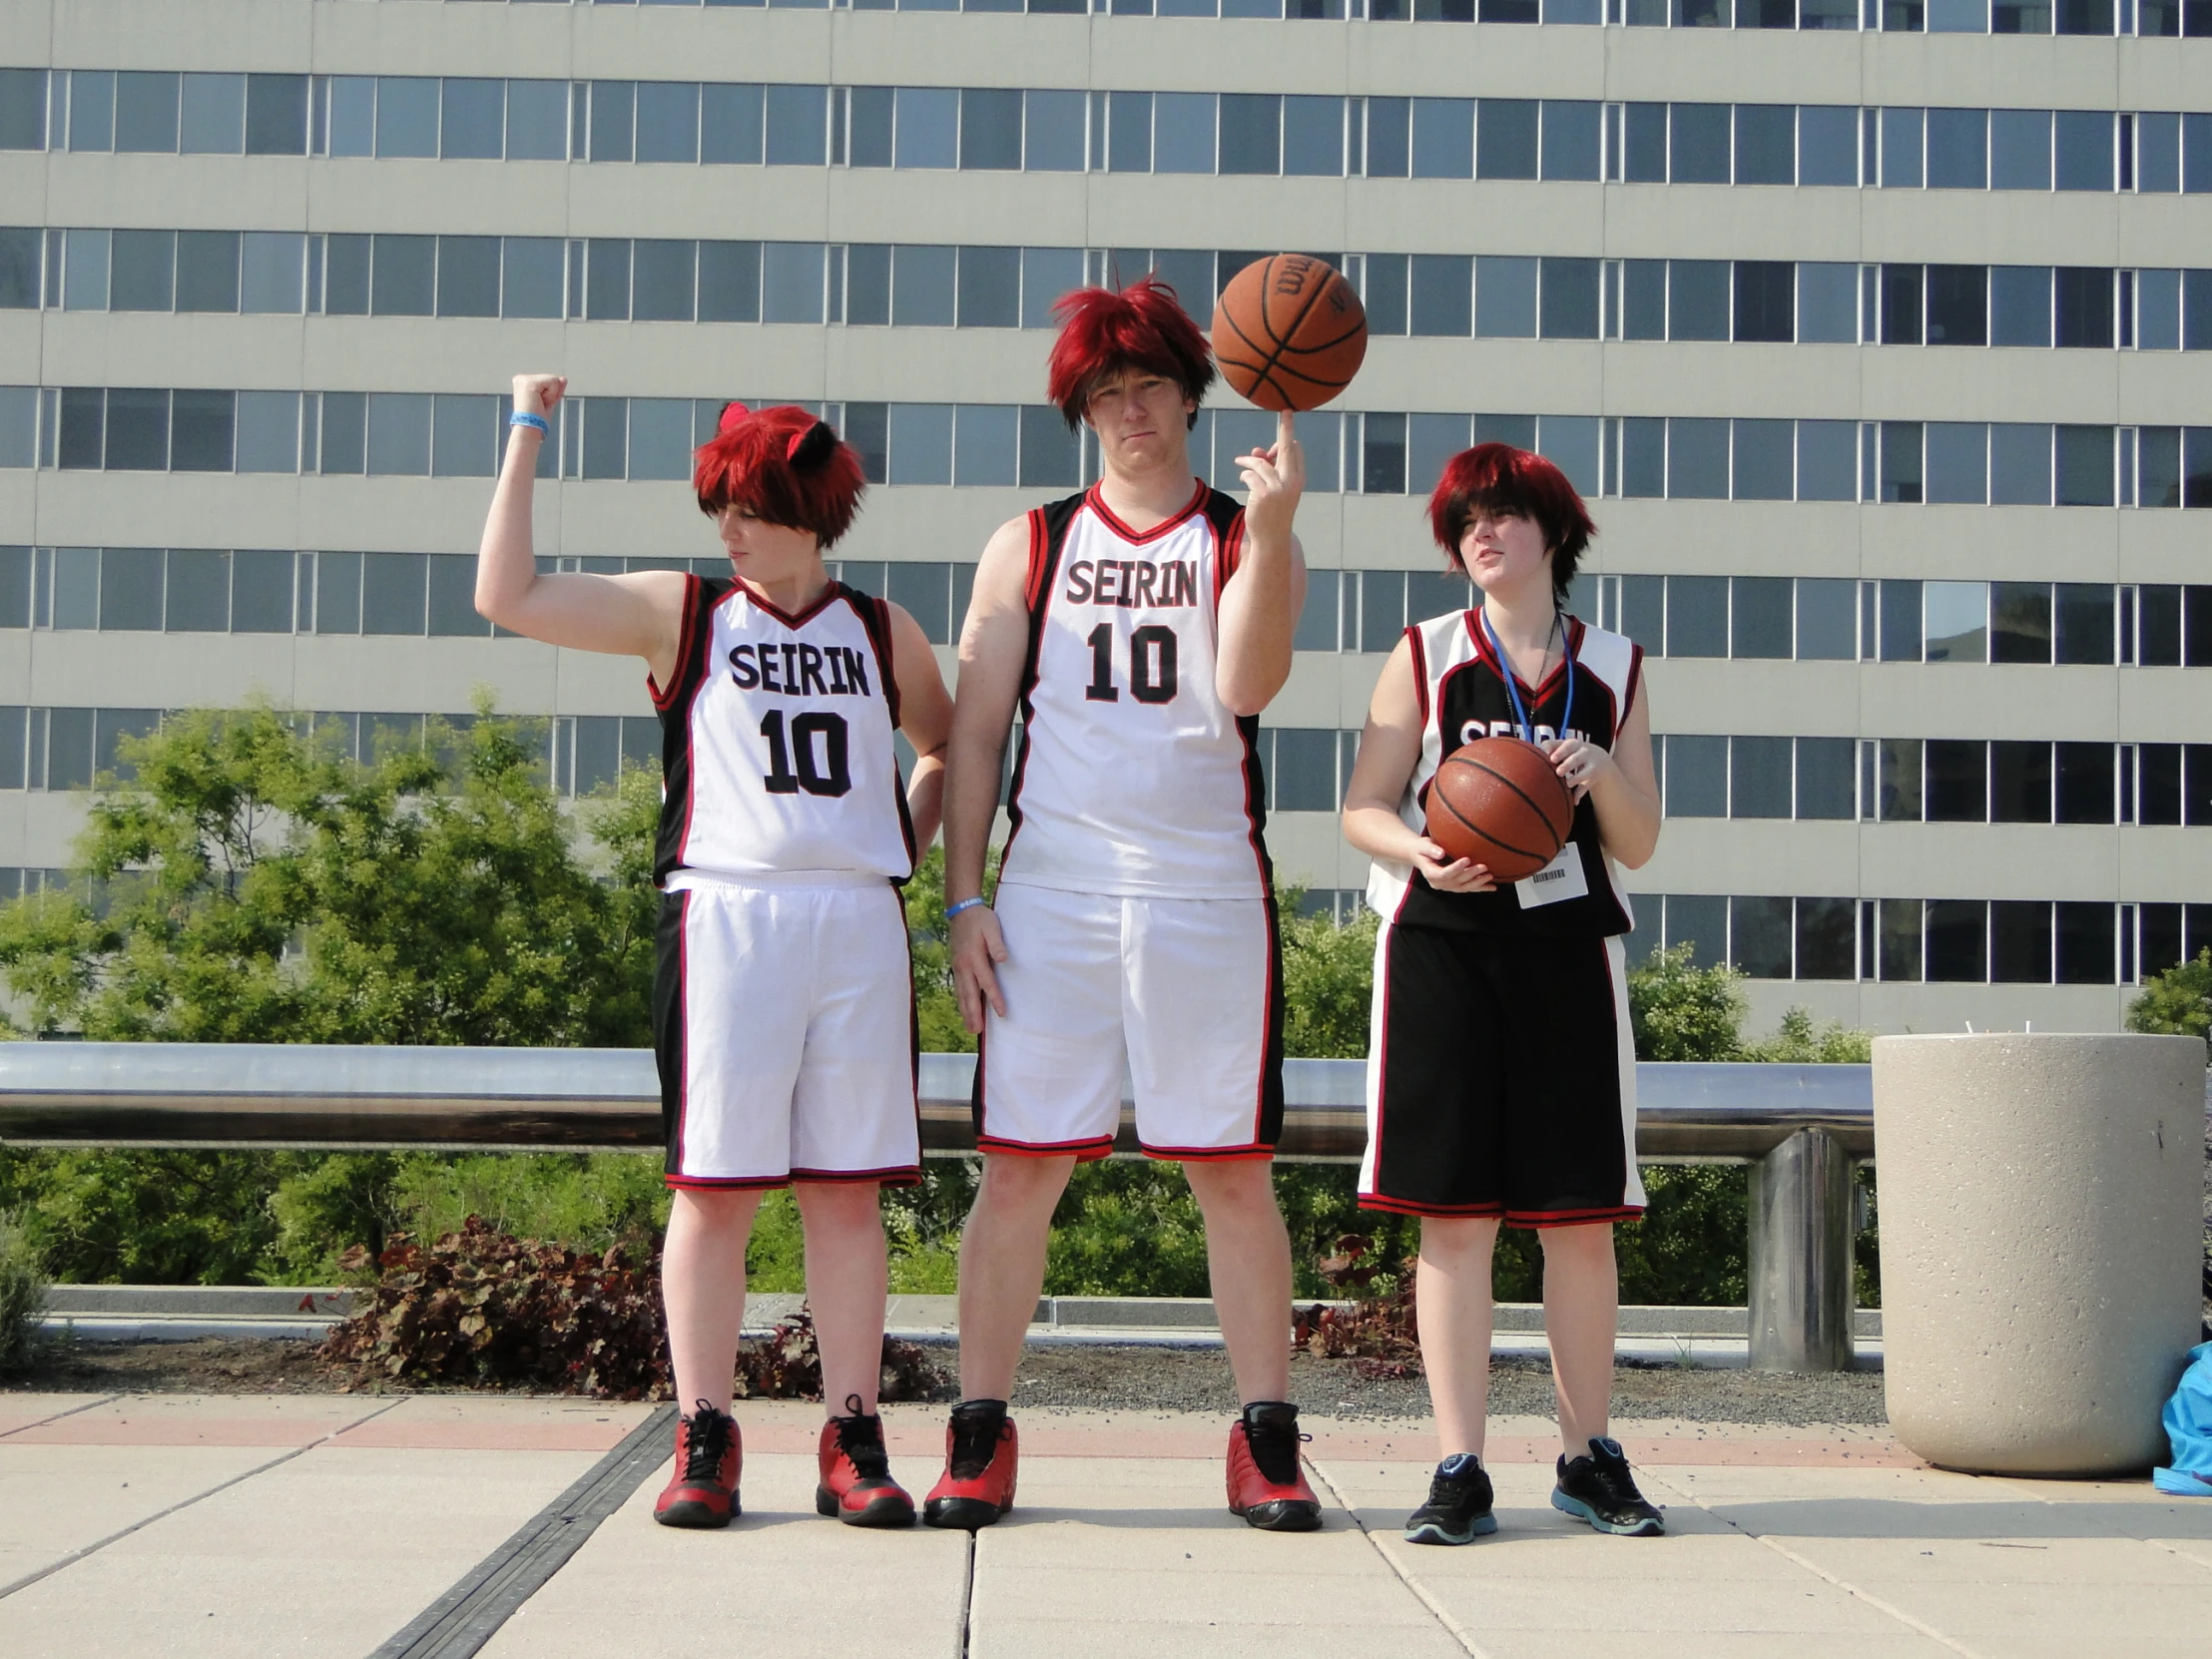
[512,374,567,417]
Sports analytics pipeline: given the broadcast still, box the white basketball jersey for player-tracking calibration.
[651,577,914,884]
[998,482,1270,900]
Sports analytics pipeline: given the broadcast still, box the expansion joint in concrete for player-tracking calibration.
[1304,1456,1492,1659]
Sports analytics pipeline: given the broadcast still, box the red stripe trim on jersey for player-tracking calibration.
[647,573,706,710]
[790,1165,925,1186]
[669,887,694,1175]
[1356,1193,1509,1219]
[1407,623,1430,725]
[1621,640,1645,724]
[1084,477,1209,546]
[1139,1141,1275,1163]
[743,580,846,631]
[1023,507,1051,607]
[669,585,749,873]
[1505,1206,1645,1229]
[1465,606,1574,705]
[1214,509,1247,602]
[976,1132,1117,1161]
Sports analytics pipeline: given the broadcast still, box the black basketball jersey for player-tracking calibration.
[1368,611,1642,939]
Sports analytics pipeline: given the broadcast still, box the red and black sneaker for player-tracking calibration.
[1227,1400,1323,1532]
[816,1393,916,1528]
[655,1400,741,1529]
[921,1398,1018,1531]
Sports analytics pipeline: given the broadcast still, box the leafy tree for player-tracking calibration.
[2127,948,2212,1052]
[1627,944,1747,1061]
[0,703,653,1046]
[1279,895,1378,1059]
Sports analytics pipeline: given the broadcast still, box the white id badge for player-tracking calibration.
[1513,845,1588,908]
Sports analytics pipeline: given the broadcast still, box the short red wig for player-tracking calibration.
[1428,443,1597,604]
[693,402,866,549]
[1045,276,1217,430]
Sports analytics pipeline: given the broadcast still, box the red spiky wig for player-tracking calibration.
[693,402,866,548]
[1045,276,1218,430]
[1428,443,1598,604]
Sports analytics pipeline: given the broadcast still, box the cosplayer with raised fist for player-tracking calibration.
[1341,443,1668,1542]
[476,379,953,1531]
[929,278,1320,1532]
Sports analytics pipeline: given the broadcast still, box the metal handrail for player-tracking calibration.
[0,1041,1879,1374]
[0,1042,1871,1161]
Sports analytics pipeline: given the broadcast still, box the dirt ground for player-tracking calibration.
[2,1336,1889,1426]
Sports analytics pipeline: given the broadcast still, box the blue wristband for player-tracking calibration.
[945,897,989,919]
[508,410,551,434]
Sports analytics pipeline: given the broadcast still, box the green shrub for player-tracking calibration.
[2128,948,2212,1053]
[0,1210,49,1374]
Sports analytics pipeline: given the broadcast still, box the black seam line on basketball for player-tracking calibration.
[0,1391,123,1441]
[0,1397,405,1604]
[1218,305,1295,404]
[1252,258,1339,393]
[368,1401,679,1659]
[1455,759,1569,846]
[1432,791,1547,864]
[1282,315,1369,354]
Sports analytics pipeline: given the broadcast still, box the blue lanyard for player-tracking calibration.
[1479,608,1573,745]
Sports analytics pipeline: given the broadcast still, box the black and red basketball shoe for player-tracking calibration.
[921,1398,1018,1530]
[1226,1401,1323,1531]
[816,1394,917,1527]
[654,1401,741,1529]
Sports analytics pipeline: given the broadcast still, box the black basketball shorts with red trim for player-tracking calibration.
[1358,915,1645,1226]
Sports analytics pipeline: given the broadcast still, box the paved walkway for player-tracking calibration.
[2,1393,2206,1657]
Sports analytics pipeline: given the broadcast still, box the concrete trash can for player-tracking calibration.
[1874,1032,2207,1476]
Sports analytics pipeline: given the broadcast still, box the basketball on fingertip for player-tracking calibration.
[1210,255,1368,412]
[1423,736,1575,884]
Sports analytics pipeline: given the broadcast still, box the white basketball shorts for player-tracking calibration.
[654,872,920,1189]
[972,881,1285,1162]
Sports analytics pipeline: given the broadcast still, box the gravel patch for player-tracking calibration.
[6,1336,1887,1426]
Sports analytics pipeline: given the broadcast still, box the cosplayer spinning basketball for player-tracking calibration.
[1341,443,1666,1543]
[930,278,1319,1532]
[476,377,953,1532]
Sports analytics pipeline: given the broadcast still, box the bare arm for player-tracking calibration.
[942,516,1033,1030]
[476,374,688,686]
[885,601,953,852]
[1341,638,1494,893]
[1551,681,1661,869]
[1216,410,1309,718]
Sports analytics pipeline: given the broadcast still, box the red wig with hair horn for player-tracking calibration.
[1427,442,1597,606]
[693,402,866,548]
[1045,276,1218,430]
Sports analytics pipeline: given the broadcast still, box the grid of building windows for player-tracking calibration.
[19,231,2209,356]
[9,72,2211,193]
[1592,577,2212,666]
[350,0,2212,33]
[1651,735,2212,825]
[1630,893,2208,986]
[13,388,2210,509]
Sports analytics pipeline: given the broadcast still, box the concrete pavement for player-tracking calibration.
[3,1393,2208,1657]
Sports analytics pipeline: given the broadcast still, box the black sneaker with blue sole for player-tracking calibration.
[1403,1451,1497,1545]
[1551,1436,1665,1536]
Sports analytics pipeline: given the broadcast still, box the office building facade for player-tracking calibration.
[1,0,2208,1034]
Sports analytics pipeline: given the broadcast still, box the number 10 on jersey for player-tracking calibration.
[1084,623,1179,706]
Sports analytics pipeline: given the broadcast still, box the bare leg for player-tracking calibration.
[795,1181,890,1416]
[662,1187,766,1415]
[1414,1216,1500,1461]
[1181,1159,1294,1405]
[1539,1221,1619,1457]
[954,1153,1076,1400]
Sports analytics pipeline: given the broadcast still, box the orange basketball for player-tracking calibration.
[1210,255,1368,412]
[1423,736,1575,883]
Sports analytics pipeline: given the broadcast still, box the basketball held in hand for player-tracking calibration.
[1423,736,1575,883]
[1210,255,1368,412]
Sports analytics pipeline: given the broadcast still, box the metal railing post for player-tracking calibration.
[1745,1127,1855,1373]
